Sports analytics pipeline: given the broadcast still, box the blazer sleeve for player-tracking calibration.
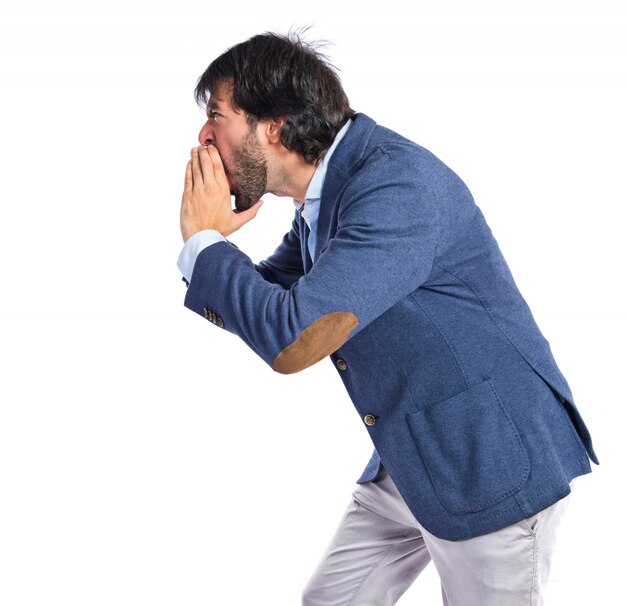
[183,150,439,374]
[254,214,305,289]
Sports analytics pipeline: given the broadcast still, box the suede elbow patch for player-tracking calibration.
[272,312,359,374]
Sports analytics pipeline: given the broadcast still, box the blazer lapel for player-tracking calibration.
[315,113,378,261]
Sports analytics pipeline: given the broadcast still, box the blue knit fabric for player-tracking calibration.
[183,113,597,540]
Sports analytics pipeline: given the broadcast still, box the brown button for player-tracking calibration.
[336,358,348,371]
[363,414,376,426]
[216,317,224,328]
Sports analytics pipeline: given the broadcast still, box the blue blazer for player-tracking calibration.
[183,113,597,540]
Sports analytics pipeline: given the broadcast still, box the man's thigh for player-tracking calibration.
[303,468,571,606]
[417,493,571,606]
[302,497,431,606]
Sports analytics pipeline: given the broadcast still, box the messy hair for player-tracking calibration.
[195,31,355,163]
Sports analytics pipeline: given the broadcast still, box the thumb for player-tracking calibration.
[232,199,264,229]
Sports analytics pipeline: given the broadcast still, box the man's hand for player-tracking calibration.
[180,145,263,242]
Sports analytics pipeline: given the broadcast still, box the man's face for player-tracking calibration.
[198,83,268,211]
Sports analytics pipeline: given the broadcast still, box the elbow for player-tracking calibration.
[271,311,359,374]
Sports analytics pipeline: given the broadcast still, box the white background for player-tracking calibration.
[0,0,624,604]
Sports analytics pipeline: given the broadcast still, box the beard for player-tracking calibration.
[224,127,268,212]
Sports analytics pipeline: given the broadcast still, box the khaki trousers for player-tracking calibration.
[302,468,570,606]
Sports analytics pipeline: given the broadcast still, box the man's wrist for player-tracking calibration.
[177,229,227,283]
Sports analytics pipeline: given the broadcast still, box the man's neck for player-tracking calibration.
[267,149,318,203]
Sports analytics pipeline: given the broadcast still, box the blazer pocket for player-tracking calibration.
[406,379,530,515]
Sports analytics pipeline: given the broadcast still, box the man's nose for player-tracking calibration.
[198,122,214,146]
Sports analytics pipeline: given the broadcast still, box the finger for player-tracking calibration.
[198,145,216,184]
[206,145,227,187]
[184,159,192,192]
[232,199,264,230]
[191,147,203,186]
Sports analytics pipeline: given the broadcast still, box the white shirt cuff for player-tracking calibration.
[177,230,226,283]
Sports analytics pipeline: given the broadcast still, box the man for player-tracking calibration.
[178,32,597,605]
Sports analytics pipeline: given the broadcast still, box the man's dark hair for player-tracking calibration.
[194,31,356,164]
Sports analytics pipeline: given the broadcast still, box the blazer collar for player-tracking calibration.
[298,113,377,269]
[323,113,378,183]
[309,114,377,262]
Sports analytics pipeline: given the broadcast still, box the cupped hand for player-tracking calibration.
[180,145,263,242]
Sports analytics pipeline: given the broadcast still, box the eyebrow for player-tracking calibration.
[206,98,224,113]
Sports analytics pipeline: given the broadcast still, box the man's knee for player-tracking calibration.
[302,574,386,606]
[301,573,346,606]
[301,577,324,606]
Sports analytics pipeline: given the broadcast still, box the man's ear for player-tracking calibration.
[264,117,285,144]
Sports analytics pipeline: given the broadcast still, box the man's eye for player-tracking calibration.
[209,111,221,120]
